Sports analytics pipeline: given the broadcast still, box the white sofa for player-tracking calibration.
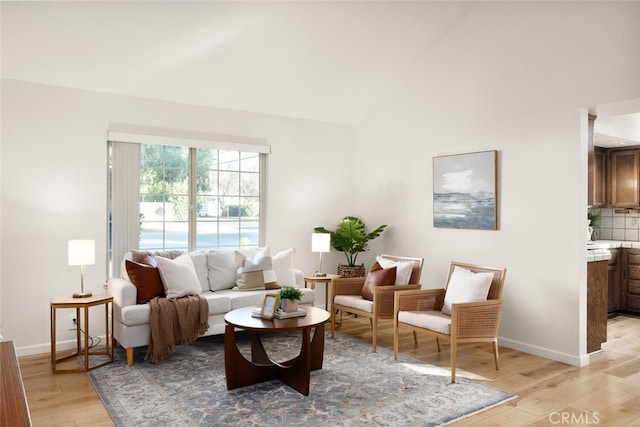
[107,248,315,365]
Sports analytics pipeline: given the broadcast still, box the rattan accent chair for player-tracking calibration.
[393,261,506,383]
[330,254,423,352]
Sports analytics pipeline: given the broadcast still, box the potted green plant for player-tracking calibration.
[314,216,387,278]
[279,286,303,312]
[588,210,601,241]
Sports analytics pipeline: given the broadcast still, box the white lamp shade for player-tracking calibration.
[68,240,95,266]
[311,233,331,253]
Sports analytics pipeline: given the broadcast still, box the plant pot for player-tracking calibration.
[338,263,366,278]
[282,299,299,312]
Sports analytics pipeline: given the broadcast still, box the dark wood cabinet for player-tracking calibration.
[621,248,640,313]
[609,149,640,207]
[587,260,608,353]
[607,248,619,313]
[588,114,596,206]
[593,148,607,207]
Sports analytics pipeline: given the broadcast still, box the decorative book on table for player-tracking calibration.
[275,308,306,319]
[251,307,306,319]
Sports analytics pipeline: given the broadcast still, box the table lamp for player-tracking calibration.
[311,233,331,277]
[68,239,95,298]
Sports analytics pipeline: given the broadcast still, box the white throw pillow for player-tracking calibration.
[442,266,494,316]
[235,247,278,290]
[155,254,202,299]
[273,248,297,287]
[190,251,209,292]
[206,251,237,291]
[376,256,414,285]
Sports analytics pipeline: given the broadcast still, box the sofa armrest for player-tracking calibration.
[107,277,138,308]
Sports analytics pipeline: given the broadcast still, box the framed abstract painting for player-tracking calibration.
[433,150,498,230]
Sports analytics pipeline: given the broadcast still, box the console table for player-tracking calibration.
[0,340,31,426]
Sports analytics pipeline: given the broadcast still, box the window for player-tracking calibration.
[108,133,268,278]
[194,148,260,251]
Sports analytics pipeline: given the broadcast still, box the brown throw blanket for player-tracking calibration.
[147,295,209,363]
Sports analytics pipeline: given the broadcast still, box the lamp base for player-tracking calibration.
[313,271,327,277]
[73,291,92,298]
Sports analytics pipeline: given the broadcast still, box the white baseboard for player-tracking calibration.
[498,337,588,367]
[15,335,108,358]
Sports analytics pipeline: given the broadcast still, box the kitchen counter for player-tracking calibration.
[587,239,640,261]
[589,240,640,249]
[587,240,614,262]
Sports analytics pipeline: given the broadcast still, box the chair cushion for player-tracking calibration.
[442,266,494,315]
[334,295,374,313]
[125,260,165,304]
[398,310,451,335]
[361,263,396,301]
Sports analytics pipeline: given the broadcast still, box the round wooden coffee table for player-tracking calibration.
[224,306,330,396]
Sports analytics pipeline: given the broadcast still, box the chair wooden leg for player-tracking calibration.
[126,348,134,366]
[450,341,457,383]
[369,318,373,330]
[372,318,377,352]
[393,320,399,360]
[493,340,500,370]
[435,337,441,352]
[331,308,336,338]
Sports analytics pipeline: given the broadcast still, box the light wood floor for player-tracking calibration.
[18,314,640,426]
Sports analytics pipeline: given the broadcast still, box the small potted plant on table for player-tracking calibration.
[279,287,303,312]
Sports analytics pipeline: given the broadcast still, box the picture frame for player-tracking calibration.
[433,150,498,230]
[260,293,280,319]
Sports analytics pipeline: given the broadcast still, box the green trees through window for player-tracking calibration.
[138,145,261,251]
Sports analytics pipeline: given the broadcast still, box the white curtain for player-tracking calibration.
[110,142,140,278]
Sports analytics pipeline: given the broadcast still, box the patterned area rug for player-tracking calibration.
[87,331,515,426]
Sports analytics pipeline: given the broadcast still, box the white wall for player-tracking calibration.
[0,79,355,355]
[3,2,640,365]
[354,2,640,365]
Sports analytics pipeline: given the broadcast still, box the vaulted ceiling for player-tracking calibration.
[1,1,475,124]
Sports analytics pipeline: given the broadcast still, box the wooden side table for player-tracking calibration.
[304,274,340,309]
[50,294,114,373]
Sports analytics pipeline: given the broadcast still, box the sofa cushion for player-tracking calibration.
[197,292,233,316]
[234,247,280,291]
[133,249,183,262]
[125,260,165,304]
[442,266,493,315]
[156,254,202,299]
[361,263,396,301]
[207,251,237,291]
[218,287,315,310]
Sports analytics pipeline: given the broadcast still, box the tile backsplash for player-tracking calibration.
[589,208,640,241]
